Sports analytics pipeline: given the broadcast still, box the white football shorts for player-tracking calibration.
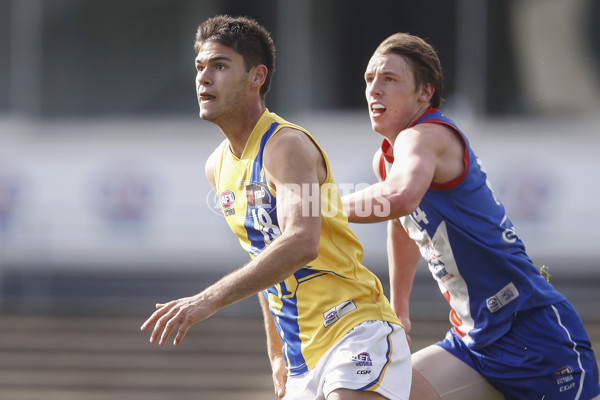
[283,320,411,400]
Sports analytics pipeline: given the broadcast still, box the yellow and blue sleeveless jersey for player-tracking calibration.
[213,110,400,375]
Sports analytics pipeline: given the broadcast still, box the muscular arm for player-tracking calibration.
[342,123,464,223]
[359,148,422,342]
[141,127,326,346]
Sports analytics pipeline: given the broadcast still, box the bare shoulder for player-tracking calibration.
[402,122,465,183]
[403,122,455,141]
[398,122,463,155]
[264,127,323,165]
[263,126,326,185]
[265,127,318,154]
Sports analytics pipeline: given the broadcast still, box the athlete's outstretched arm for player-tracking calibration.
[352,149,421,343]
[342,123,463,223]
[140,127,326,346]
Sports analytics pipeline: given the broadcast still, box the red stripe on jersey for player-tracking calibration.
[378,108,469,190]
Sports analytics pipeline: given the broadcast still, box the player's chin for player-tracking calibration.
[368,115,378,127]
[198,108,215,121]
[370,120,386,135]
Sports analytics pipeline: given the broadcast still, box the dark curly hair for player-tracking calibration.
[195,15,276,99]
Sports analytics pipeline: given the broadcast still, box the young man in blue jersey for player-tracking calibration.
[141,16,412,400]
[342,32,600,400]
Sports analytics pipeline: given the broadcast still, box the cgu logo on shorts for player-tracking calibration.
[352,352,373,375]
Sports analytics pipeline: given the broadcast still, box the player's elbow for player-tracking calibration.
[280,226,320,266]
[385,186,423,219]
[301,237,320,264]
[295,231,320,265]
[388,196,420,219]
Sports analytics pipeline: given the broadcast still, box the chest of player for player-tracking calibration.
[217,159,281,246]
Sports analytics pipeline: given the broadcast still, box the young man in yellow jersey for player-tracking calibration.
[141,15,411,400]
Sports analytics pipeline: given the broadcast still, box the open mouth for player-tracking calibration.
[199,93,216,102]
[371,103,386,115]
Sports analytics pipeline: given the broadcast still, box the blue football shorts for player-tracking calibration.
[438,300,600,400]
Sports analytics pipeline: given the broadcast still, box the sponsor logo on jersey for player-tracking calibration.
[246,183,269,208]
[323,300,356,327]
[486,297,499,311]
[499,285,517,303]
[433,266,455,284]
[486,282,519,313]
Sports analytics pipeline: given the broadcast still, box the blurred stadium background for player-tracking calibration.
[0,0,599,399]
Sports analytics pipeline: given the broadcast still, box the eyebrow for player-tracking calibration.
[365,69,401,78]
[196,56,232,64]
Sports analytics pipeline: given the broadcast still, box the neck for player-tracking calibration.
[218,102,266,158]
[384,103,432,146]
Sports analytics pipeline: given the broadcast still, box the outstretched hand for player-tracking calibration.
[140,294,217,346]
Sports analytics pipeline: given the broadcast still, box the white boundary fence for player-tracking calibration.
[0,113,598,276]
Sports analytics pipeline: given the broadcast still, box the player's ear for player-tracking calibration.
[418,82,434,103]
[250,65,268,89]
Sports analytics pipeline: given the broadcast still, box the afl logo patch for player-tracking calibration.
[220,190,236,216]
